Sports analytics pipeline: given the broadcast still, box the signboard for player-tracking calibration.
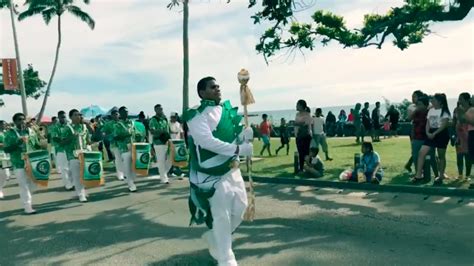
[2,58,18,90]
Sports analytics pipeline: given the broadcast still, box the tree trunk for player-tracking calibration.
[182,0,189,114]
[37,15,62,121]
[9,0,28,116]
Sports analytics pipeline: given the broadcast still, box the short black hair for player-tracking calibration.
[197,76,216,98]
[119,106,127,112]
[154,104,162,109]
[52,116,57,121]
[316,108,322,114]
[12,113,25,122]
[310,147,319,155]
[111,109,119,115]
[362,141,373,152]
[417,95,429,107]
[58,110,66,116]
[69,109,79,118]
[262,114,268,119]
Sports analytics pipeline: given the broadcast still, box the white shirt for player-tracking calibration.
[169,121,183,140]
[427,108,450,128]
[312,116,325,135]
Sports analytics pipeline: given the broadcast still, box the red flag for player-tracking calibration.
[2,58,18,91]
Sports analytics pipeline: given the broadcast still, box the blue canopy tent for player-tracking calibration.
[80,105,107,119]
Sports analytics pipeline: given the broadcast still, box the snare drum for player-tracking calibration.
[78,151,104,188]
[170,139,188,168]
[24,150,51,187]
[132,143,151,176]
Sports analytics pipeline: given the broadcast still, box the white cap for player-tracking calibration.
[170,111,178,117]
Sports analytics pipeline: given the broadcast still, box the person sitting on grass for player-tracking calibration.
[303,147,324,178]
[353,142,383,184]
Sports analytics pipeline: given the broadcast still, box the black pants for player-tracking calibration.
[99,139,114,160]
[296,135,312,171]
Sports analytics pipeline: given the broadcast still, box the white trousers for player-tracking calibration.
[0,163,10,192]
[14,169,36,209]
[207,169,248,266]
[56,152,72,188]
[68,159,86,198]
[121,152,136,188]
[154,144,171,182]
[112,147,124,179]
[51,147,60,174]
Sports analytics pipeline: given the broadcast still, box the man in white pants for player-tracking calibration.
[112,106,139,192]
[3,113,45,214]
[185,76,253,266]
[0,120,11,199]
[51,111,74,190]
[64,109,90,203]
[149,104,171,184]
[105,109,125,181]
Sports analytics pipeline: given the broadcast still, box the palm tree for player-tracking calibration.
[168,0,189,114]
[18,0,95,121]
[1,0,28,115]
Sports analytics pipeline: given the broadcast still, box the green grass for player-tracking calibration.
[242,137,472,189]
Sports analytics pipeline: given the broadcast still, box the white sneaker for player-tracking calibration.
[117,176,125,181]
[146,175,161,180]
[201,231,218,260]
[24,205,37,214]
[128,184,137,192]
[161,177,170,184]
[0,191,4,199]
[79,195,88,202]
[170,173,177,177]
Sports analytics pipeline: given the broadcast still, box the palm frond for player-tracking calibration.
[0,0,9,9]
[66,5,95,29]
[18,5,47,21]
[82,0,91,4]
[42,7,57,24]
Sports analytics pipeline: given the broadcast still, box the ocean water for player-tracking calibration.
[245,98,458,126]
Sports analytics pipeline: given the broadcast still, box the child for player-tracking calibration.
[275,118,290,156]
[353,142,383,183]
[304,147,324,178]
[259,114,272,156]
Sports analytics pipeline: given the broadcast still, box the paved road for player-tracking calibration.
[1,173,473,266]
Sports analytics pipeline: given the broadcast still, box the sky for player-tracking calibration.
[1,0,473,120]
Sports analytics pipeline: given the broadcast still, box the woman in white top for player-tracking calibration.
[413,93,451,185]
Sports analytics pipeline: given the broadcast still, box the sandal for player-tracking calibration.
[410,177,423,183]
[433,177,443,186]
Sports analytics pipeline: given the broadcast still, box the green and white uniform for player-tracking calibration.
[0,129,11,198]
[184,99,248,266]
[3,127,42,212]
[50,122,73,189]
[112,119,138,191]
[149,115,171,183]
[64,123,90,201]
[104,120,124,180]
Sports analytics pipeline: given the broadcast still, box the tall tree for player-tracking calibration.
[0,64,47,107]
[168,0,190,113]
[1,0,29,114]
[18,0,95,120]
[249,0,474,62]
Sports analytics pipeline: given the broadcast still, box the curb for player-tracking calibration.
[242,175,474,198]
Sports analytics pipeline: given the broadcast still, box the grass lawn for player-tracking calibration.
[243,136,472,189]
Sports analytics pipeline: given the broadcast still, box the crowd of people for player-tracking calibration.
[289,92,474,186]
[0,104,187,213]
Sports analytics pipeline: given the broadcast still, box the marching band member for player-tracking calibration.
[3,113,45,214]
[149,104,171,184]
[51,111,74,191]
[0,120,11,199]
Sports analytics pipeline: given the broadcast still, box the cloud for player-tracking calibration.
[1,0,473,120]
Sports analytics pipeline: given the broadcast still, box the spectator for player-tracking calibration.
[453,92,472,180]
[410,94,438,183]
[465,95,474,188]
[259,114,272,156]
[353,142,383,184]
[405,90,424,172]
[385,105,400,137]
[413,93,451,185]
[371,102,381,142]
[353,103,362,143]
[304,147,324,178]
[325,111,336,137]
[294,100,313,173]
[137,111,149,142]
[361,102,372,142]
[337,110,347,137]
[347,109,354,123]
[169,112,185,178]
[312,108,332,161]
[275,118,290,156]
